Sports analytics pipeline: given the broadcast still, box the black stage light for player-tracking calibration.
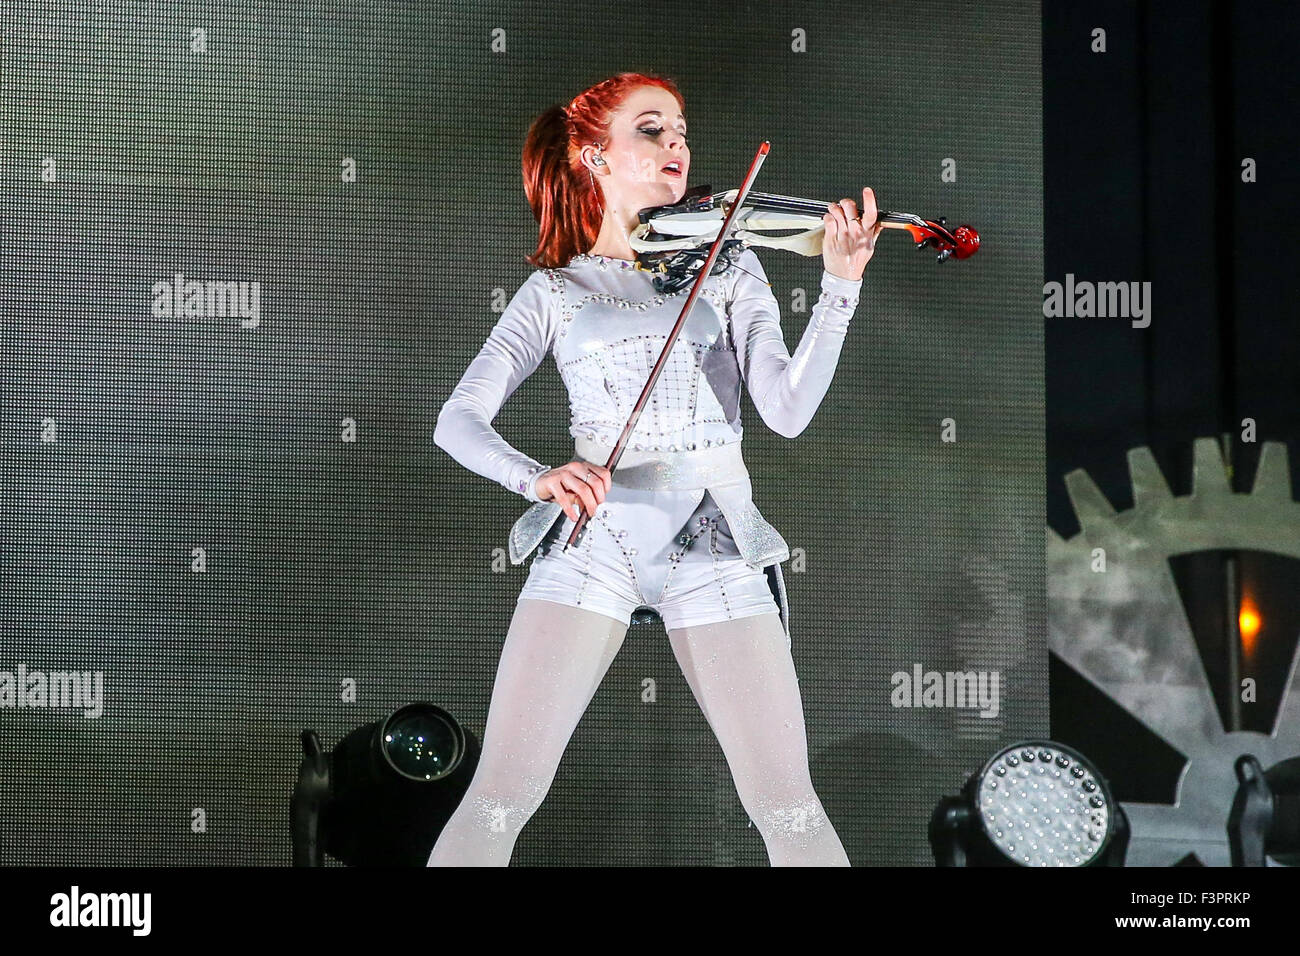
[930,740,1129,866]
[290,702,480,866]
[1228,754,1300,866]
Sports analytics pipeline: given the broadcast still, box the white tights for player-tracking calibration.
[427,597,850,866]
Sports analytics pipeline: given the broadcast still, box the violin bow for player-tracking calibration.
[561,140,773,553]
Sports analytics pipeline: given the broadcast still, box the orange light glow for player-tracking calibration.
[1239,597,1261,655]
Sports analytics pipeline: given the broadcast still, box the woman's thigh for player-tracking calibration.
[478,597,630,759]
[665,610,810,771]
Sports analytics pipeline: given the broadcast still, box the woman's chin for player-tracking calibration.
[655,177,687,203]
[628,179,687,214]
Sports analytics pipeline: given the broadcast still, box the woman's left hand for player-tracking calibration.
[822,186,883,282]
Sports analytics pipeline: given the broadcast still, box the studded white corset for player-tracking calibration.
[434,247,862,501]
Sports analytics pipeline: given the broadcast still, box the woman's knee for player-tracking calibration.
[735,775,829,838]
[460,769,556,834]
[752,795,830,837]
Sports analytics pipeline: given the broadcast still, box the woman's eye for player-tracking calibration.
[639,126,688,142]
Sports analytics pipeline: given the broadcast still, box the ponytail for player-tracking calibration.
[521,104,601,268]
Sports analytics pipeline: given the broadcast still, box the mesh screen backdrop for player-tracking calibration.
[0,0,1044,865]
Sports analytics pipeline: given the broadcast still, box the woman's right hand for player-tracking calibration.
[536,461,613,520]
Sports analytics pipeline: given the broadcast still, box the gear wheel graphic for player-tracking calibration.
[1048,437,1300,866]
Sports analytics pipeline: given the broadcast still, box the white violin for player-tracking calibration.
[629,184,980,292]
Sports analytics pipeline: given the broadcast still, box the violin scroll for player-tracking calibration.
[900,214,980,262]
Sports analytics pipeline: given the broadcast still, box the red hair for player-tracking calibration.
[522,72,686,269]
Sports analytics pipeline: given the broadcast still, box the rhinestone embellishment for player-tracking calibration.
[818,290,860,310]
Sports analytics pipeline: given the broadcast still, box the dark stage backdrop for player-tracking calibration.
[0,0,1043,865]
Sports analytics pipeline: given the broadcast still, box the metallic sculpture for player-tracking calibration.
[1049,437,1300,866]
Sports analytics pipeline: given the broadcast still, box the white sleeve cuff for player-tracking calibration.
[817,270,862,312]
[520,464,550,502]
[820,269,863,295]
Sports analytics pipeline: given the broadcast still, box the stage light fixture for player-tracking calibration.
[1229,753,1300,866]
[290,702,480,866]
[930,739,1129,866]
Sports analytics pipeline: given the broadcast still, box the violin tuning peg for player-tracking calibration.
[936,248,953,263]
[937,216,947,226]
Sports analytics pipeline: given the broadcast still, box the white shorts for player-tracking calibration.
[516,486,783,632]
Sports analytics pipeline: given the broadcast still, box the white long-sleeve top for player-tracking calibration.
[434,247,862,502]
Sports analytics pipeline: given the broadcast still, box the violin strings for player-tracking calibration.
[729,261,770,286]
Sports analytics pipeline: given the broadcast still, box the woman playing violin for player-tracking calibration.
[428,71,882,866]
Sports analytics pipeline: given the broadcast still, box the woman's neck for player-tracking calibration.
[585,203,641,261]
